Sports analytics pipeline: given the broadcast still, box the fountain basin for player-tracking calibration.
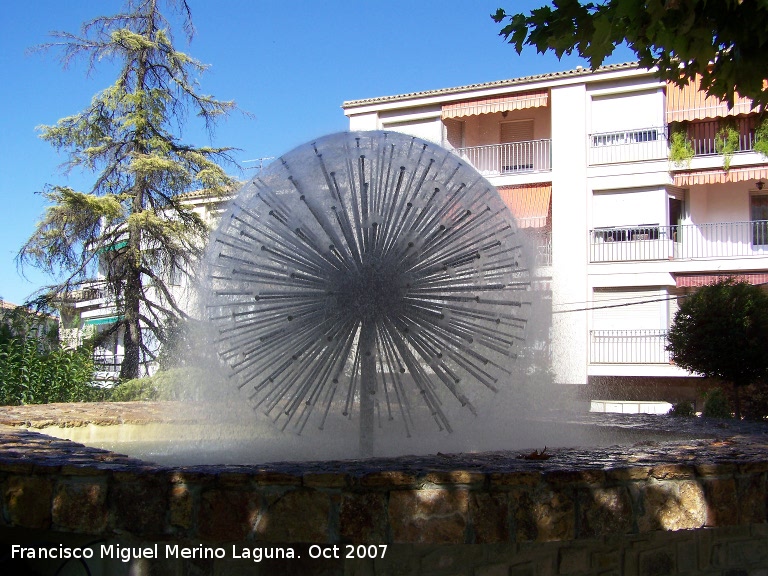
[2,402,768,574]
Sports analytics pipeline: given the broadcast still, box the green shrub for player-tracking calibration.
[714,120,740,170]
[755,118,768,159]
[669,126,695,168]
[110,368,203,402]
[668,401,695,417]
[0,338,99,405]
[667,279,768,419]
[740,381,768,421]
[702,388,732,419]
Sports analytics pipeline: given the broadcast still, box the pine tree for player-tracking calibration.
[19,0,238,379]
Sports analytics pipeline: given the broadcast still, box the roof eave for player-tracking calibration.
[342,62,648,112]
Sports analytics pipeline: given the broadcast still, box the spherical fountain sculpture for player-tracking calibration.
[204,131,531,456]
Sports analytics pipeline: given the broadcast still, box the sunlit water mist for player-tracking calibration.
[98,131,607,465]
[195,131,542,456]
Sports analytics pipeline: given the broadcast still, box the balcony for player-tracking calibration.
[587,126,667,165]
[94,353,122,381]
[518,223,552,268]
[62,281,110,306]
[590,330,670,364]
[590,220,768,263]
[683,117,757,157]
[454,140,551,177]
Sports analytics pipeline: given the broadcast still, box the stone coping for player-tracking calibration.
[1,421,767,478]
[0,403,768,544]
[2,404,768,545]
[0,401,205,428]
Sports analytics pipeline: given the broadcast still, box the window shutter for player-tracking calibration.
[500,120,534,143]
[592,288,663,330]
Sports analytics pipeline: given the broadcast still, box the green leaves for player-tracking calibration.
[21,0,240,378]
[714,119,740,170]
[668,126,695,168]
[494,0,768,110]
[0,337,97,405]
[111,28,156,51]
[754,117,768,159]
[667,279,768,390]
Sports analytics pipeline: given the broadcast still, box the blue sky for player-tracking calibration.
[0,1,634,305]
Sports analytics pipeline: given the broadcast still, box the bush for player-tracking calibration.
[755,117,768,159]
[0,338,100,405]
[667,279,768,419]
[714,119,740,170]
[669,127,695,168]
[668,401,695,417]
[740,382,768,421]
[702,388,732,419]
[109,368,203,402]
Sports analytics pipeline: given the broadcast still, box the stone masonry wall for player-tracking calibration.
[2,427,768,545]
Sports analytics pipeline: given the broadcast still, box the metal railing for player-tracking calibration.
[590,330,670,364]
[94,353,122,378]
[515,217,552,268]
[685,117,757,156]
[519,226,552,267]
[65,281,109,303]
[588,126,667,165]
[590,220,768,262]
[455,140,551,176]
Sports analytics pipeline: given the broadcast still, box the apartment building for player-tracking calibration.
[342,62,768,399]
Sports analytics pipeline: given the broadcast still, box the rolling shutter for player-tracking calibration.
[500,120,534,143]
[592,288,664,330]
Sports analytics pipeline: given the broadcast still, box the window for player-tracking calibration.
[751,195,768,246]
[500,120,534,172]
[668,197,683,243]
[500,119,534,143]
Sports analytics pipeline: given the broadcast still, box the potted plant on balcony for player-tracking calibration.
[669,124,695,168]
[755,117,768,159]
[714,118,740,170]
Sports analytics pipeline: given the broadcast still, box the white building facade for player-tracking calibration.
[342,63,768,396]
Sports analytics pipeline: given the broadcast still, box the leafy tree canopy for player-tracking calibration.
[18,0,239,379]
[666,279,768,418]
[493,0,768,110]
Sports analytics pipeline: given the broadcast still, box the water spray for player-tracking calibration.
[204,131,531,456]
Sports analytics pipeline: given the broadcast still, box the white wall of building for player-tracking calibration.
[348,111,379,132]
[550,83,589,385]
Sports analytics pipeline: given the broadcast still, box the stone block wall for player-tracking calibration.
[2,426,768,574]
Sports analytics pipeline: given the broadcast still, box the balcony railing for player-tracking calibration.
[94,353,122,379]
[517,221,552,268]
[64,282,109,304]
[455,140,551,176]
[588,126,667,165]
[590,330,670,364]
[684,117,757,156]
[590,220,768,263]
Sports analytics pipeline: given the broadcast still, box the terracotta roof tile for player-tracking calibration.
[342,62,641,109]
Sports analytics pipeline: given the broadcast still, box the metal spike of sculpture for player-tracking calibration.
[204,131,531,456]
